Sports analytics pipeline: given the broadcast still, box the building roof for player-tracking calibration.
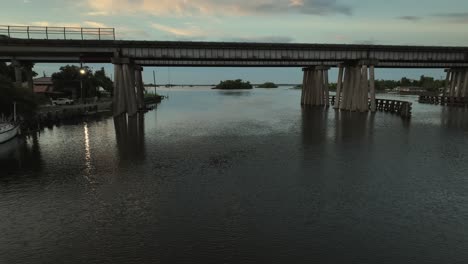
[33,77,52,85]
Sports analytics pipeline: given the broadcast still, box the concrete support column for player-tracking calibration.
[463,69,468,97]
[359,65,369,112]
[113,63,126,116]
[135,65,145,110]
[449,70,456,97]
[350,66,361,111]
[343,66,353,110]
[340,66,351,110]
[24,64,34,91]
[307,69,314,105]
[369,65,376,112]
[456,70,463,98]
[443,69,451,97]
[11,60,23,87]
[112,57,138,117]
[301,68,307,105]
[123,63,138,116]
[334,64,344,109]
[323,69,330,107]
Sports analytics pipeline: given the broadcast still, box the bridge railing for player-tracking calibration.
[0,25,115,40]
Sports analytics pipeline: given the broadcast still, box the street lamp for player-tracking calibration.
[80,65,86,104]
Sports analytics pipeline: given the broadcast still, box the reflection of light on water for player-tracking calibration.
[83,123,94,184]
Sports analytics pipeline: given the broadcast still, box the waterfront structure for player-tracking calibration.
[2,26,468,116]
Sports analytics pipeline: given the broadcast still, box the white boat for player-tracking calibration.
[0,123,19,144]
[1,102,19,144]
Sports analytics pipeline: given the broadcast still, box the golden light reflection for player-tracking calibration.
[83,122,95,184]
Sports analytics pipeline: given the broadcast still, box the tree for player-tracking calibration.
[93,67,114,95]
[213,79,253,90]
[0,75,38,118]
[51,65,94,98]
[0,61,37,82]
[257,82,278,88]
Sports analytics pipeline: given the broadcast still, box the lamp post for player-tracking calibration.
[80,64,86,104]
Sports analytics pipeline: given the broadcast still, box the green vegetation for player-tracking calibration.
[52,65,113,98]
[292,75,445,92]
[0,74,38,119]
[257,82,278,88]
[374,76,444,92]
[213,79,253,90]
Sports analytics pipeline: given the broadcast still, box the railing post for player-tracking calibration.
[113,28,115,40]
[98,28,101,40]
[81,28,83,40]
[7,25,10,37]
[27,26,30,39]
[63,27,66,40]
[45,27,48,39]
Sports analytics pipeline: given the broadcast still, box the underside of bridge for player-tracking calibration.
[2,38,468,116]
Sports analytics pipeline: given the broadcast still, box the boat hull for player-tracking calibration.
[0,125,19,144]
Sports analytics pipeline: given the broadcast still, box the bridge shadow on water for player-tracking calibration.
[440,107,468,129]
[301,107,377,147]
[113,113,146,163]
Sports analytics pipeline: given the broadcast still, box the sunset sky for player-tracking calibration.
[3,0,468,84]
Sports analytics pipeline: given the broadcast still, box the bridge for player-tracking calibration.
[1,26,468,116]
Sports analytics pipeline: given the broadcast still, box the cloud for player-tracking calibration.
[222,36,294,43]
[398,16,421,21]
[29,21,109,28]
[83,21,109,28]
[86,0,351,17]
[151,23,208,38]
[433,12,468,23]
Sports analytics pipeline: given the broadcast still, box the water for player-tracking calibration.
[2,86,468,263]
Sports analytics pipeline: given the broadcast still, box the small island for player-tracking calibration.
[256,82,278,88]
[212,79,253,90]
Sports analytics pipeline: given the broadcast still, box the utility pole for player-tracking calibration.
[153,70,157,97]
[80,62,83,104]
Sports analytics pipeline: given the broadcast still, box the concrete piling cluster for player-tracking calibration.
[301,62,377,113]
[112,57,146,117]
[301,66,331,107]
[334,63,376,112]
[444,69,468,98]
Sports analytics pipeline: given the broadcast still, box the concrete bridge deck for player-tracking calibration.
[1,39,468,68]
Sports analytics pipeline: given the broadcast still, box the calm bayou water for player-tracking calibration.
[1,86,468,263]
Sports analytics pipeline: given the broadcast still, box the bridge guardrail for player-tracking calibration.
[0,25,115,40]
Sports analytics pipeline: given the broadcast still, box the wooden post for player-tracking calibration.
[369,65,376,112]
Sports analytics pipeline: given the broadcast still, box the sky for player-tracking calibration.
[2,0,468,84]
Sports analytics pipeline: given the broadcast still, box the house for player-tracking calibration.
[33,77,53,94]
[394,86,427,95]
[33,77,64,98]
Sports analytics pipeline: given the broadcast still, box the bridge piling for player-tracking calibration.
[11,59,22,87]
[334,64,344,109]
[369,65,376,112]
[112,57,138,117]
[463,69,468,97]
[134,65,145,110]
[301,66,330,107]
